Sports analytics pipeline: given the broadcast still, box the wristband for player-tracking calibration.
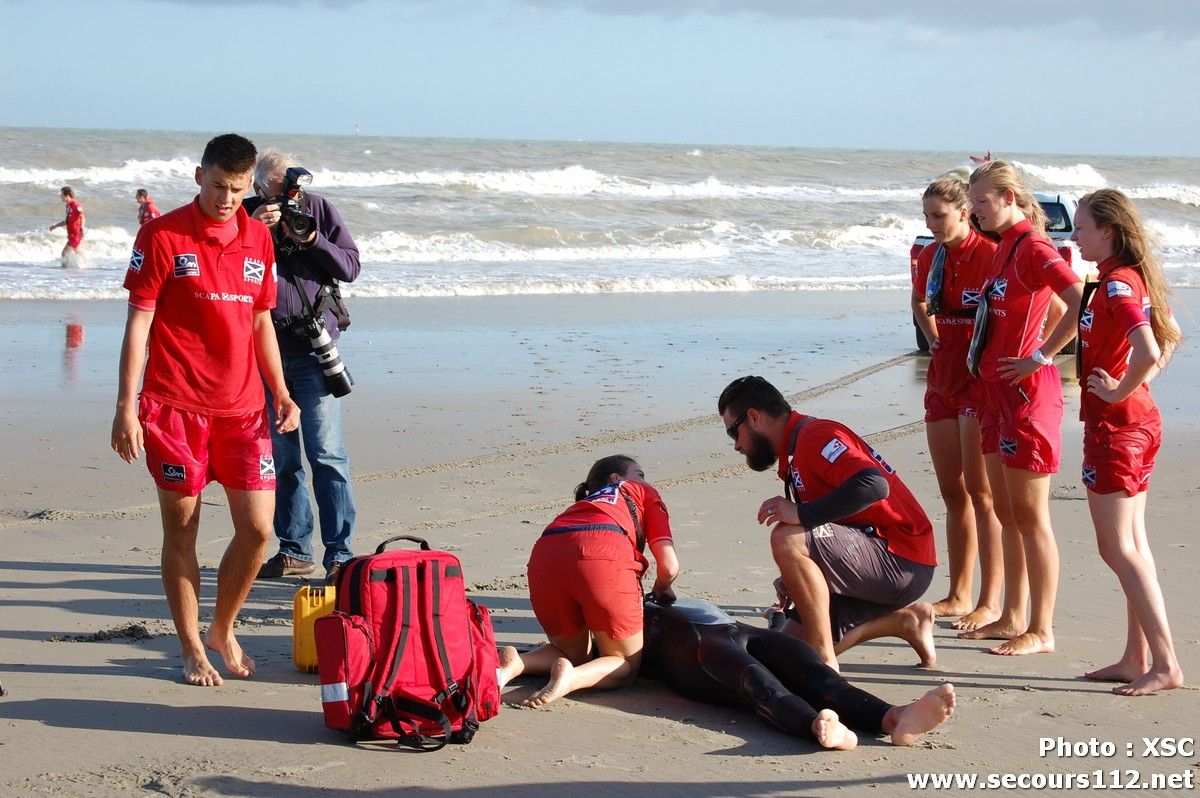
[1031,348,1053,366]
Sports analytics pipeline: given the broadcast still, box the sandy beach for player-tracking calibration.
[0,289,1197,797]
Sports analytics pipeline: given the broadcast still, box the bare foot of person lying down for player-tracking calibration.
[887,683,956,746]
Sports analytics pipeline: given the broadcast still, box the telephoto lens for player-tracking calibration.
[308,325,353,397]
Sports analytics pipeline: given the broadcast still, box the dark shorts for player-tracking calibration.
[784,523,934,641]
[1083,415,1162,496]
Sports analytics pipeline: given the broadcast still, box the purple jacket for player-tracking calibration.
[271,192,361,355]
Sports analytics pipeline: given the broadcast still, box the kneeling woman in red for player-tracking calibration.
[1073,189,1184,696]
[497,454,679,706]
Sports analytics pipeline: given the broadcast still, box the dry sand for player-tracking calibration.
[0,290,1196,797]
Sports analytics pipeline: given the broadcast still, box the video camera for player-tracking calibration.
[269,166,318,241]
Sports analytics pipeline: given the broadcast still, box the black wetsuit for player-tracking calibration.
[641,598,890,741]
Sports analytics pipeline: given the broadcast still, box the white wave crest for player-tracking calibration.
[357,230,728,263]
[1012,161,1108,189]
[0,226,135,264]
[1125,184,1200,207]
[312,164,916,202]
[0,157,195,187]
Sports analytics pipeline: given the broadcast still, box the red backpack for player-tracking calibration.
[314,535,500,750]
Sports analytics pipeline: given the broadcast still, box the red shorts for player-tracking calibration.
[67,234,83,248]
[924,380,981,423]
[526,531,643,641]
[1082,415,1161,496]
[139,396,276,496]
[979,365,1063,474]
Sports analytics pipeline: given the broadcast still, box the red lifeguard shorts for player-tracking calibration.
[979,365,1064,474]
[139,396,276,496]
[924,380,982,423]
[1082,414,1161,496]
[527,531,643,641]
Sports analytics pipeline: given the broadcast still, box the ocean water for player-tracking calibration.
[2,127,1198,300]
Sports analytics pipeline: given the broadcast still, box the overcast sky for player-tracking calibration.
[3,0,1198,155]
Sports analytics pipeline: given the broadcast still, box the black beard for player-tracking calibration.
[745,430,778,472]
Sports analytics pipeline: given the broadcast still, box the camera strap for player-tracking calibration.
[286,270,322,319]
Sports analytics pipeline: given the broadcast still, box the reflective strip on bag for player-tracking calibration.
[321,682,350,703]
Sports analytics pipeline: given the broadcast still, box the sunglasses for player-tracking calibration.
[726,412,748,440]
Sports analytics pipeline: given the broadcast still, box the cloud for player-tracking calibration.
[128,0,1200,40]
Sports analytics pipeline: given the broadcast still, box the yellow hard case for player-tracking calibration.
[292,584,337,673]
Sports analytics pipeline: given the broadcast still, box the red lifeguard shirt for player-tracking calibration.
[913,229,998,396]
[544,480,672,573]
[978,220,1081,382]
[1078,258,1161,427]
[65,199,84,240]
[123,198,276,416]
[777,412,937,567]
[138,197,161,226]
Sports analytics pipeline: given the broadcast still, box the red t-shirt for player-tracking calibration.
[65,199,84,240]
[544,480,672,572]
[978,220,1081,382]
[1078,258,1161,427]
[912,229,998,396]
[123,199,276,415]
[138,198,161,226]
[776,412,937,567]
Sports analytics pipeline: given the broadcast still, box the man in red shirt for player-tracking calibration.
[136,188,161,226]
[719,376,937,670]
[110,133,300,688]
[49,185,85,264]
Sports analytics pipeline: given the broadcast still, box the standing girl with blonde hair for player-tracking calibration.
[1072,188,1184,695]
[911,177,1003,631]
[960,161,1083,656]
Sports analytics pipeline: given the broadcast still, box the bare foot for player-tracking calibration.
[890,683,956,746]
[1084,660,1149,683]
[182,651,223,687]
[204,630,256,678]
[931,597,972,618]
[898,602,937,668]
[812,708,858,751]
[989,631,1054,656]
[1114,667,1184,697]
[958,618,1026,641]
[521,657,573,708]
[497,646,523,690]
[952,606,1001,632]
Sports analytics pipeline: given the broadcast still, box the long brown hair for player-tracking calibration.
[574,454,637,501]
[1078,188,1182,351]
[969,160,1048,238]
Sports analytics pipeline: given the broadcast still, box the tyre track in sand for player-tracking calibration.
[3,355,920,533]
[369,354,924,535]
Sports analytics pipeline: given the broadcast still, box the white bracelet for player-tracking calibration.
[1031,348,1053,366]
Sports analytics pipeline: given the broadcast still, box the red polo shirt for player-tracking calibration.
[979,220,1080,382]
[913,229,998,396]
[1078,257,1161,427]
[777,412,937,567]
[123,199,276,415]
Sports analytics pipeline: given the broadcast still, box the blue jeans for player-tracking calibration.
[266,351,356,569]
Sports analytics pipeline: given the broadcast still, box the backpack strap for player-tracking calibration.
[622,489,646,555]
[1076,279,1101,380]
[356,564,414,736]
[782,416,813,504]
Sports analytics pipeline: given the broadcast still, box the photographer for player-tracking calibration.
[248,151,360,585]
